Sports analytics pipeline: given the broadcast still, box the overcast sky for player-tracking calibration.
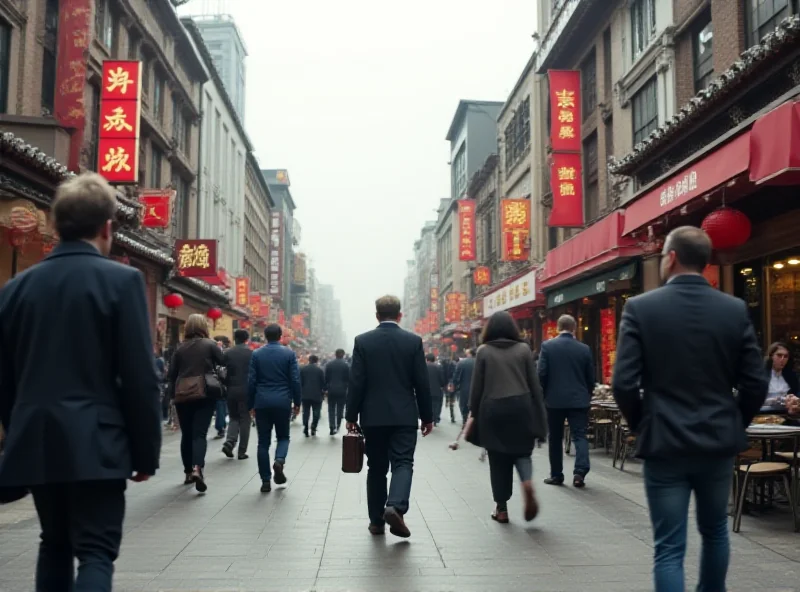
[184,0,538,346]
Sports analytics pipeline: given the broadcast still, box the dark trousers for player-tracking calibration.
[432,395,443,423]
[458,394,469,426]
[214,399,227,433]
[547,407,590,479]
[225,396,251,454]
[176,398,216,471]
[30,480,126,592]
[445,394,456,422]
[328,396,345,432]
[302,400,322,432]
[255,406,292,482]
[487,451,533,507]
[362,426,418,525]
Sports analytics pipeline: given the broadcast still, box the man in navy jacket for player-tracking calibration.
[248,324,301,492]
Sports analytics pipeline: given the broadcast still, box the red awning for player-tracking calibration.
[540,211,641,288]
[750,101,800,185]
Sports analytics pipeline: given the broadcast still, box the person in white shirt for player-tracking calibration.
[764,342,798,409]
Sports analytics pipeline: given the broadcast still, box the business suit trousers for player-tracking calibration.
[255,407,291,482]
[30,479,126,592]
[547,407,590,478]
[362,426,418,525]
[432,395,444,423]
[176,398,216,471]
[225,396,251,455]
[327,396,345,432]
[302,400,322,432]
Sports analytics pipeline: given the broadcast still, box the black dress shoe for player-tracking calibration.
[303,428,309,437]
[260,481,271,493]
[273,461,287,485]
[222,442,234,458]
[330,429,336,436]
[573,474,586,488]
[543,477,565,486]
[368,523,385,535]
[183,471,193,485]
[238,453,249,460]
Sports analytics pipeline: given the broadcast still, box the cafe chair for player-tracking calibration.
[733,461,798,533]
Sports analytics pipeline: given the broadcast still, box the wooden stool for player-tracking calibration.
[733,462,798,533]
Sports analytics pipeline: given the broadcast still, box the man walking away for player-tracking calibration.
[347,295,433,538]
[300,355,325,437]
[213,337,230,438]
[613,226,767,592]
[248,324,301,493]
[325,348,350,435]
[538,314,594,488]
[426,354,446,425]
[452,349,476,425]
[0,173,162,591]
[222,329,253,460]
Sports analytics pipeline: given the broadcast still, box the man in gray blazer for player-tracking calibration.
[222,330,254,459]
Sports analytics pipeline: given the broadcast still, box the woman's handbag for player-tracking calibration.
[342,425,365,473]
[174,376,206,404]
[205,367,226,400]
[463,414,481,447]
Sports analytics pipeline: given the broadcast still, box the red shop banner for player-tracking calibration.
[235,277,250,308]
[542,321,559,342]
[430,287,439,312]
[599,308,617,385]
[549,152,584,227]
[473,266,490,286]
[458,200,476,261]
[500,199,530,261]
[548,70,582,153]
[140,189,174,228]
[98,60,142,183]
[175,239,218,278]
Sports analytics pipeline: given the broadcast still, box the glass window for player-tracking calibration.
[452,143,467,198]
[504,96,531,171]
[41,0,58,115]
[88,85,100,171]
[0,20,11,114]
[153,72,163,123]
[150,146,162,188]
[747,0,792,47]
[632,76,658,145]
[603,27,612,100]
[581,49,597,119]
[631,0,656,59]
[583,133,599,222]
[693,14,714,92]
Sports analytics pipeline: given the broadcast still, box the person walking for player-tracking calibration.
[426,354,446,425]
[222,329,254,460]
[453,349,476,426]
[346,295,433,538]
[212,337,230,438]
[248,324,301,493]
[468,312,546,524]
[0,173,162,591]
[613,226,767,592]
[300,355,325,437]
[538,314,595,488]
[168,314,225,492]
[324,348,350,435]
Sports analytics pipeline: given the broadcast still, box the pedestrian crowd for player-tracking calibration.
[1,174,799,591]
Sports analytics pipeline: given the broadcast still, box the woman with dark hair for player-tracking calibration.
[466,311,547,523]
[764,342,799,409]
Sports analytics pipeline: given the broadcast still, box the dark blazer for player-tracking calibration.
[300,363,325,402]
[427,362,446,398]
[537,333,595,409]
[613,275,768,459]
[324,358,350,398]
[0,241,162,488]
[346,322,433,427]
[453,357,476,404]
[224,344,253,400]
[764,360,799,396]
[248,343,302,410]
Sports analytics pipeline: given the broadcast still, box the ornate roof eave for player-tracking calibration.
[114,229,174,267]
[609,15,800,176]
[166,273,231,306]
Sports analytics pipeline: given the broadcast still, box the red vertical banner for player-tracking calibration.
[473,266,491,286]
[548,70,582,152]
[549,152,585,227]
[500,199,531,261]
[703,265,720,289]
[97,60,142,183]
[428,309,438,332]
[269,212,283,301]
[430,287,439,312]
[277,309,286,327]
[457,292,467,323]
[458,200,476,261]
[599,308,617,385]
[249,294,261,317]
[140,189,174,228]
[259,295,271,318]
[542,321,559,342]
[235,277,250,308]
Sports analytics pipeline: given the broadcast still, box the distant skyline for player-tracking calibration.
[181,0,539,347]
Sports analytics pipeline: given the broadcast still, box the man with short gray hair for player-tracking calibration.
[538,314,595,488]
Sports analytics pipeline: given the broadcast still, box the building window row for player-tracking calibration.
[452,143,467,198]
[746,0,798,48]
[632,75,658,145]
[631,0,656,60]
[693,13,714,93]
[504,96,531,172]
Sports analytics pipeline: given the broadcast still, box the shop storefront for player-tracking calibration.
[161,275,231,356]
[482,267,541,349]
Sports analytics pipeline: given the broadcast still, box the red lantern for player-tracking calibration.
[700,207,751,251]
[450,344,457,352]
[206,307,223,321]
[163,293,184,309]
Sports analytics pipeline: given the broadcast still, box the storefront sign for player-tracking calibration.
[482,270,537,318]
[139,189,174,228]
[430,287,439,312]
[212,314,234,342]
[175,239,217,278]
[600,308,617,385]
[260,294,271,318]
[546,262,636,308]
[292,253,307,288]
[501,199,531,261]
[98,60,142,184]
[468,299,482,320]
[548,70,582,153]
[248,293,260,317]
[542,321,559,341]
[269,212,283,299]
[458,200,476,261]
[445,293,465,323]
[549,152,584,227]
[473,266,490,286]
[235,277,250,307]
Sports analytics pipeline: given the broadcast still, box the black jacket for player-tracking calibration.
[427,362,445,398]
[0,241,162,487]
[168,337,225,396]
[346,322,433,427]
[224,344,253,400]
[538,333,595,409]
[613,275,768,459]
[324,358,350,398]
[300,363,325,402]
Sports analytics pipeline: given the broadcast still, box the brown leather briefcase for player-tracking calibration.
[342,426,365,473]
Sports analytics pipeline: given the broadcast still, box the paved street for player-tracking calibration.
[1,413,799,592]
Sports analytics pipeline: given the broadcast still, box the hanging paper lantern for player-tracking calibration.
[450,344,458,352]
[163,293,184,309]
[700,207,751,251]
[206,307,223,321]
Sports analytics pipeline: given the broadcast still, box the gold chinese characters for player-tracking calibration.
[178,243,211,269]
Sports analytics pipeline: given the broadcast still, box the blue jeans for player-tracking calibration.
[215,399,227,433]
[255,407,291,482]
[546,407,590,478]
[644,457,734,592]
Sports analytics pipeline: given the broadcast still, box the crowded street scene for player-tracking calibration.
[3,0,800,591]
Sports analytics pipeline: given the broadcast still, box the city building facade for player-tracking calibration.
[445,100,504,199]
[262,169,296,315]
[243,152,272,293]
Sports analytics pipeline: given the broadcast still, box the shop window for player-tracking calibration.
[583,133,599,222]
[735,261,765,347]
[41,0,58,115]
[504,97,531,172]
[87,85,101,171]
[95,0,117,51]
[153,71,164,123]
[631,0,656,60]
[768,253,800,368]
[693,12,714,93]
[452,142,467,197]
[632,76,658,145]
[604,116,614,198]
[746,0,793,48]
[603,27,612,100]
[581,49,596,120]
[150,146,162,188]
[0,20,11,114]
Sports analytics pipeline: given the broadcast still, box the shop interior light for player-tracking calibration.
[740,268,753,276]
[774,262,785,269]
[788,259,800,265]
[584,326,589,331]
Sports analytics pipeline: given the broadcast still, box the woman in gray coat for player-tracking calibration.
[468,311,547,523]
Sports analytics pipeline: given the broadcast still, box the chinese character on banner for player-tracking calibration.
[139,189,174,228]
[175,240,218,278]
[543,321,559,342]
[235,277,250,307]
[500,199,531,261]
[458,200,476,261]
[457,292,467,322]
[428,309,437,332]
[549,152,584,227]
[430,287,439,312]
[548,70,582,153]
[269,212,283,298]
[98,61,142,183]
[599,308,617,385]
[473,266,491,286]
[249,293,261,317]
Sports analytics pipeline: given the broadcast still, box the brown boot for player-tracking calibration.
[491,506,510,524]
[522,481,539,522]
[191,466,207,493]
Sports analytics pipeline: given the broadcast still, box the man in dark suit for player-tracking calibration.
[300,355,325,437]
[613,226,767,591]
[324,348,350,435]
[346,295,433,538]
[452,348,476,425]
[426,353,446,425]
[222,329,254,459]
[0,173,162,591]
[538,314,595,488]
